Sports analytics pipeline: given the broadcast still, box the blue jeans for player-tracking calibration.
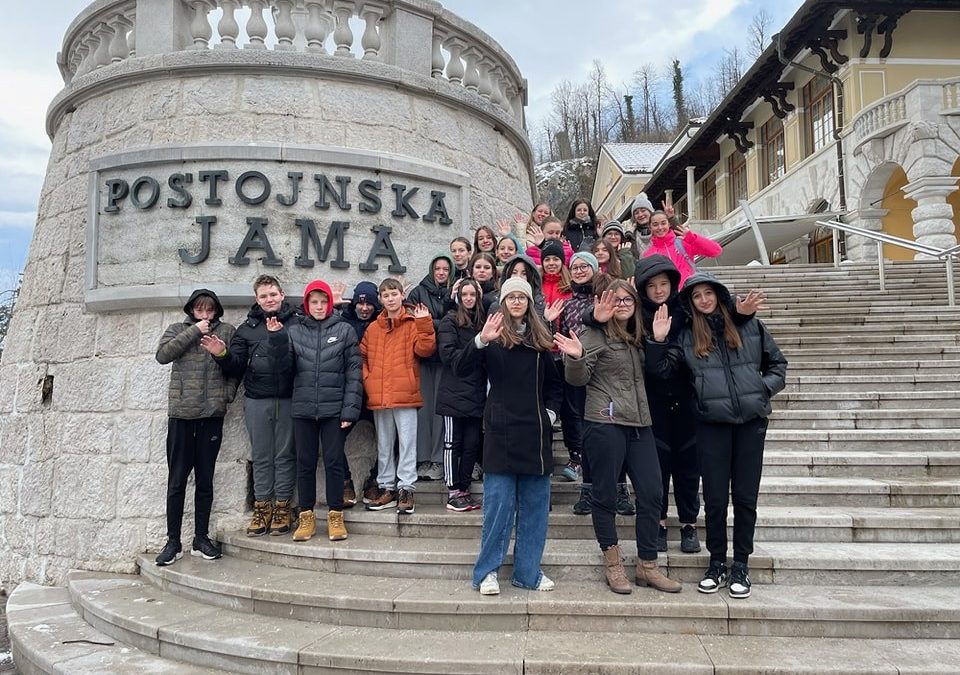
[471,472,551,590]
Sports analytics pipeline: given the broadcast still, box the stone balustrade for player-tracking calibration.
[56,0,526,126]
[852,93,907,145]
[942,79,960,113]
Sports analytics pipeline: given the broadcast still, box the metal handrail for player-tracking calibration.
[816,219,959,306]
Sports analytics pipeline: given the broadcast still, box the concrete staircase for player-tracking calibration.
[10,260,960,673]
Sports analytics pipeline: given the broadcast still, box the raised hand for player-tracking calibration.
[200,334,226,355]
[736,289,769,315]
[479,311,503,344]
[330,281,346,305]
[513,212,526,225]
[592,289,616,324]
[553,331,583,359]
[265,316,284,332]
[544,298,566,323]
[652,304,672,342]
[195,319,211,335]
[661,199,675,219]
[526,223,544,246]
[413,303,431,319]
[495,218,513,235]
[673,220,690,238]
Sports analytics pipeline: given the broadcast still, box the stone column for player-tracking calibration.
[903,176,959,259]
[686,166,697,221]
[379,5,434,75]
[844,207,889,262]
[135,0,193,55]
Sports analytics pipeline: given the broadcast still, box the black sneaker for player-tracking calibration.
[155,539,182,566]
[572,486,592,515]
[657,526,668,552]
[615,484,635,516]
[697,560,728,594]
[728,562,751,599]
[446,492,473,512]
[191,535,222,560]
[680,525,702,553]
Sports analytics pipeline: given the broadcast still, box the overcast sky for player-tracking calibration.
[0,0,803,285]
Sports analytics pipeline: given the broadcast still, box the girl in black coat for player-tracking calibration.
[436,279,487,511]
[648,271,786,600]
[457,277,562,596]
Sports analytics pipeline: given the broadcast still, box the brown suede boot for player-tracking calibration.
[246,500,273,537]
[636,559,682,593]
[602,545,632,595]
[270,499,292,535]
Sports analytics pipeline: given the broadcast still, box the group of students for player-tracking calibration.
[153,194,786,600]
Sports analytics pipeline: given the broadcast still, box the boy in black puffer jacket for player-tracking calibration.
[203,275,299,538]
[270,279,363,543]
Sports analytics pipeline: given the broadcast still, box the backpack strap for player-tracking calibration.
[673,237,697,271]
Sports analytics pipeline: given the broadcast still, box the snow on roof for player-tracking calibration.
[603,143,672,173]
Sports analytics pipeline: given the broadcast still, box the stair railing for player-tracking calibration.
[816,219,959,306]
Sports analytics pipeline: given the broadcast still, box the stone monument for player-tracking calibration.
[0,0,533,585]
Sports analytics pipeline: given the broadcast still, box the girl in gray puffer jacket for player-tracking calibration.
[647,271,786,601]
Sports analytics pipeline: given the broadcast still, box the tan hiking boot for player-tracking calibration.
[246,500,273,537]
[270,499,292,535]
[602,545,632,594]
[293,509,316,541]
[327,510,348,541]
[636,559,682,593]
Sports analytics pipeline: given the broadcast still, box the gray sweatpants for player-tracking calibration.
[245,396,295,502]
[373,408,418,491]
[416,360,445,464]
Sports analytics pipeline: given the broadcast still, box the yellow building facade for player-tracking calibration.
[642,1,960,263]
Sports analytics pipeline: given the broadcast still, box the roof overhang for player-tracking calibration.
[699,213,837,266]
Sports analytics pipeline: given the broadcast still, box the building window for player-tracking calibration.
[803,75,834,155]
[727,152,747,212]
[699,172,717,221]
[761,116,785,188]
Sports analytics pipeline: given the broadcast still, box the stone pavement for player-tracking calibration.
[9,261,960,672]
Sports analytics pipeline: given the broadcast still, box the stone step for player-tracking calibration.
[764,429,960,453]
[218,530,960,585]
[305,504,960,543]
[772,390,960,410]
[768,408,960,430]
[412,475,960,507]
[24,574,955,673]
[6,582,218,674]
[760,450,960,479]
[775,333,960,347]
[782,373,960,393]
[781,345,960,361]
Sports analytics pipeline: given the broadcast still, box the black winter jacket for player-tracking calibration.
[214,301,299,399]
[456,335,562,475]
[435,312,486,418]
[271,313,363,422]
[647,317,787,424]
[407,267,451,365]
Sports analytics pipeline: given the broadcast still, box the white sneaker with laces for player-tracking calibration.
[479,572,500,595]
[535,573,555,591]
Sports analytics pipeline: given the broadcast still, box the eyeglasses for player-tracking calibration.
[504,294,528,304]
[570,265,592,273]
[612,296,635,306]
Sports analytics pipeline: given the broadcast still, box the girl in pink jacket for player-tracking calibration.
[643,211,722,288]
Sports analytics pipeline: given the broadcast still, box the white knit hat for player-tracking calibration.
[499,277,534,303]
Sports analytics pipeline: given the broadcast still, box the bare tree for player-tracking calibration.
[747,9,773,60]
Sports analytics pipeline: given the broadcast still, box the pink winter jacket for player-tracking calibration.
[526,240,574,266]
[644,230,723,288]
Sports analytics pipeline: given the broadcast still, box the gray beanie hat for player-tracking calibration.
[569,251,599,273]
[631,195,654,215]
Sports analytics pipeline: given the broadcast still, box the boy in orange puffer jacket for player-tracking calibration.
[361,278,436,514]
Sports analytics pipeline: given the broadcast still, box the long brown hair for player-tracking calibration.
[473,225,497,254]
[454,278,486,330]
[689,296,742,358]
[591,239,622,278]
[498,301,554,351]
[541,250,572,294]
[595,277,644,346]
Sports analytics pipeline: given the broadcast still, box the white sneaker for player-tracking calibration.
[535,573,555,592]
[479,572,500,595]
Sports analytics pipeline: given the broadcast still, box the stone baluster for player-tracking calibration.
[74,37,93,77]
[489,66,507,107]
[217,0,240,48]
[476,56,493,99]
[443,36,465,84]
[126,10,136,57]
[91,22,113,68]
[332,0,354,56]
[431,32,444,78]
[462,47,480,92]
[108,15,132,63]
[359,4,384,61]
[303,0,331,53]
[904,176,960,257]
[274,0,297,50]
[189,0,213,49]
[245,0,268,49]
